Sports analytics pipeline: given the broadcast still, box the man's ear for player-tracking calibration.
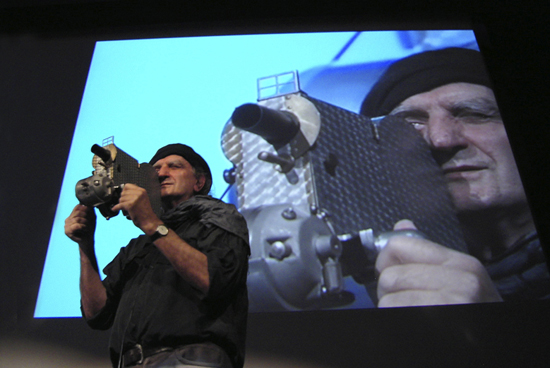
[194,175,206,193]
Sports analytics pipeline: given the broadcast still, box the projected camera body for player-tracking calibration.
[222,71,467,312]
[75,138,162,219]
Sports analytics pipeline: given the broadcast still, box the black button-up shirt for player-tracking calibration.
[85,197,250,368]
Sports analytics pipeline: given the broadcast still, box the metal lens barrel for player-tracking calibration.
[232,103,300,148]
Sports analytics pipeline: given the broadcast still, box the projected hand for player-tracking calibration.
[111,183,159,234]
[65,204,96,248]
[375,220,502,307]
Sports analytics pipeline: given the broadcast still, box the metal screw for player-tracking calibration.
[282,207,297,220]
[269,241,292,260]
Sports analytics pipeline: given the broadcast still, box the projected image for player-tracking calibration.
[35,30,548,319]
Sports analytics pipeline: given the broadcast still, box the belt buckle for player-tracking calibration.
[135,344,145,365]
[123,344,145,367]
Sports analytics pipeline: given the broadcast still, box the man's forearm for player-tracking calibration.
[79,246,107,319]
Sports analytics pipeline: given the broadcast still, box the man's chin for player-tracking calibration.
[161,193,192,208]
[447,182,489,212]
[160,186,174,198]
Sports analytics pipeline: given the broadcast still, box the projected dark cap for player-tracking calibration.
[149,143,212,195]
[360,47,493,117]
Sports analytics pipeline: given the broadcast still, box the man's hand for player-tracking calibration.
[375,220,502,307]
[66,204,106,316]
[65,204,96,248]
[111,183,160,234]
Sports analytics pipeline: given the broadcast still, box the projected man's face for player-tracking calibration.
[153,155,204,208]
[390,83,527,213]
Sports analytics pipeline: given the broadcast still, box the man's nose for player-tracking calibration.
[425,114,467,151]
[156,165,169,177]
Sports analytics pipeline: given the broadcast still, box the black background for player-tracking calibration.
[2,1,550,367]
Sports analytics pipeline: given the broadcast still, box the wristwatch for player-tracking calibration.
[149,224,169,242]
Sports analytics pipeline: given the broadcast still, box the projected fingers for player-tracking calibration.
[375,221,503,307]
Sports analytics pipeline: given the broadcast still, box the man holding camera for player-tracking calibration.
[65,144,250,368]
[360,47,550,307]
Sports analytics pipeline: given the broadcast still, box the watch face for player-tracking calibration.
[158,225,169,236]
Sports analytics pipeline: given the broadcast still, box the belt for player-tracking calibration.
[122,344,172,366]
[121,342,232,367]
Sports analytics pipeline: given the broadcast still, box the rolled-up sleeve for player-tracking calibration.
[83,240,138,330]
[198,227,249,303]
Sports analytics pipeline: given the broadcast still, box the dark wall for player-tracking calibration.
[2,1,550,367]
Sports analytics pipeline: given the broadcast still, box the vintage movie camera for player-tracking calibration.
[221,72,467,312]
[75,137,162,219]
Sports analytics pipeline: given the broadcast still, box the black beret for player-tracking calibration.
[360,47,493,117]
[149,143,212,194]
